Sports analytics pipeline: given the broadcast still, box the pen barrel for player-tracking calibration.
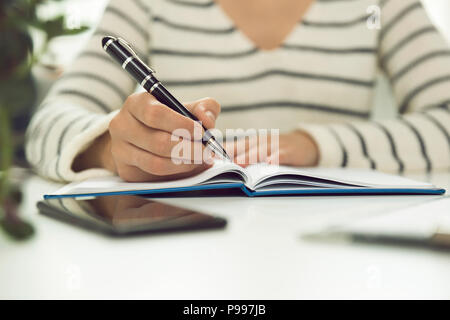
[127,59,156,86]
[104,40,129,65]
[104,40,155,86]
[151,83,211,143]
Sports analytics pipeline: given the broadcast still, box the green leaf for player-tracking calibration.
[0,74,36,115]
[0,107,12,203]
[60,25,90,36]
[0,29,33,79]
[29,15,89,41]
[0,211,35,241]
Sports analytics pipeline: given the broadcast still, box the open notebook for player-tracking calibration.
[45,160,445,199]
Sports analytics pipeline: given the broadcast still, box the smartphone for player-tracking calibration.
[37,195,227,237]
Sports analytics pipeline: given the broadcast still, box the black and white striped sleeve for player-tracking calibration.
[300,0,450,173]
[25,0,152,182]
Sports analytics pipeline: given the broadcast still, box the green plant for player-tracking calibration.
[0,0,88,240]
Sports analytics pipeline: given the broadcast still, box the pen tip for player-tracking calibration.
[206,138,232,162]
[220,150,232,162]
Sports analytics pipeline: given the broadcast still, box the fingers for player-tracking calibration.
[234,145,274,167]
[113,163,156,182]
[225,135,273,166]
[225,135,259,159]
[224,132,318,168]
[125,93,220,137]
[113,111,208,161]
[110,92,220,182]
[224,134,284,167]
[126,93,198,139]
[112,140,212,180]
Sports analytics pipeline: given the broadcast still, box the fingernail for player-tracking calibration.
[205,111,216,121]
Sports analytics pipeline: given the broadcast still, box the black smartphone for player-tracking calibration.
[37,195,227,237]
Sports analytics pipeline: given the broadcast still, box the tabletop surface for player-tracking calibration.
[1,172,449,299]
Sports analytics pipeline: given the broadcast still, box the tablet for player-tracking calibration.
[37,195,227,236]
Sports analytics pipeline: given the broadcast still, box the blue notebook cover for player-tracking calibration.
[44,182,446,199]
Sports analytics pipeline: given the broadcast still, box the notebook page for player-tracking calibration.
[51,160,246,197]
[244,164,434,189]
[244,163,289,187]
[290,168,434,188]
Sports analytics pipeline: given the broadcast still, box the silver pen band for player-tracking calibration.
[103,38,114,51]
[150,82,160,93]
[122,56,133,69]
[140,75,151,87]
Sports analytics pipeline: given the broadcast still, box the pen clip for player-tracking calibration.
[117,38,137,56]
[117,37,155,74]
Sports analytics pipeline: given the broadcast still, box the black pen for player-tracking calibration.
[102,36,230,161]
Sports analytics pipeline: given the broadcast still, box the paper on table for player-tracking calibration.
[242,164,434,189]
[338,197,450,238]
[53,160,245,196]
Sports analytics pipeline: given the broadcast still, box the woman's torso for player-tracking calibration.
[146,0,380,132]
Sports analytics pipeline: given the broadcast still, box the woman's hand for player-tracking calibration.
[225,130,319,167]
[73,93,221,182]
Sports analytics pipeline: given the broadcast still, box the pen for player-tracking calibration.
[303,230,450,250]
[102,36,230,161]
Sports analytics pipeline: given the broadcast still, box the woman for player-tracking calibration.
[26,0,450,182]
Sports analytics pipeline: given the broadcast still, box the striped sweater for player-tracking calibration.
[26,0,450,182]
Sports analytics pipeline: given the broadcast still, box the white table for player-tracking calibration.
[1,172,449,299]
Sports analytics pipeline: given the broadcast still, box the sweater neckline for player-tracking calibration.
[212,0,317,53]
